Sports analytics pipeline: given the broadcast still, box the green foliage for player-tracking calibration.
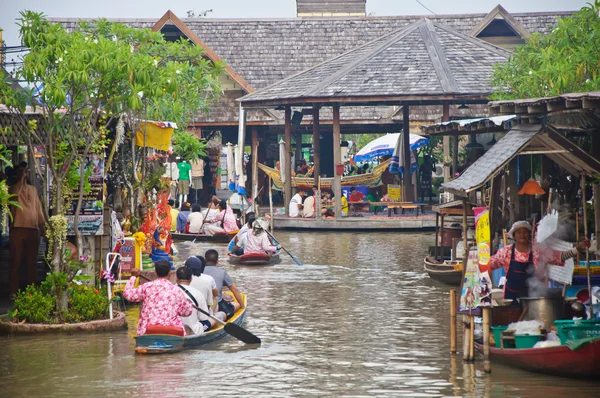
[172,131,207,162]
[491,1,600,99]
[10,285,55,324]
[66,287,109,322]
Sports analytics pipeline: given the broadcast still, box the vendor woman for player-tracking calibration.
[490,220,590,299]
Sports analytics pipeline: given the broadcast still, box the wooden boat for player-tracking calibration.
[229,252,281,266]
[474,338,600,379]
[135,293,247,354]
[423,256,463,285]
[258,159,391,189]
[171,230,238,243]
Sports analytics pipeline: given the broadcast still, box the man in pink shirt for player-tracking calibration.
[123,260,193,336]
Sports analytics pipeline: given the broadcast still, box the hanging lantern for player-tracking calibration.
[518,177,545,195]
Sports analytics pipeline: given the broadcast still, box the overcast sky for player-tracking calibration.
[1,0,587,47]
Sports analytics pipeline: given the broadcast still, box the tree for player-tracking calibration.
[491,1,600,100]
[0,11,223,317]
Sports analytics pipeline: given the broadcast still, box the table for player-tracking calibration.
[370,202,425,217]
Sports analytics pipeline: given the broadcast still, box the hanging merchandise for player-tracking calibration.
[135,121,176,151]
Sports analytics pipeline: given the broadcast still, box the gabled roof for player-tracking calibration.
[240,18,510,107]
[470,4,530,39]
[152,10,254,93]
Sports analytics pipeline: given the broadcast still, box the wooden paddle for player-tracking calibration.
[265,229,303,266]
[192,205,212,243]
[138,274,261,344]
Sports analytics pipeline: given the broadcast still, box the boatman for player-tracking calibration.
[229,218,280,255]
[229,212,256,255]
[489,220,590,300]
[203,249,245,320]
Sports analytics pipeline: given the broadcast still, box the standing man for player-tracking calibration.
[289,188,306,217]
[203,249,245,320]
[123,260,192,336]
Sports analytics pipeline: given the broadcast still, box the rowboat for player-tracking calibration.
[229,252,281,266]
[423,256,463,285]
[474,338,600,379]
[135,293,248,354]
[171,231,237,243]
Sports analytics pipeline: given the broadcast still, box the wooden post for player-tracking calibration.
[333,104,342,219]
[462,199,468,259]
[403,106,414,201]
[469,315,475,362]
[508,158,518,225]
[434,212,440,258]
[482,307,491,373]
[284,107,292,214]
[582,175,594,319]
[440,214,445,252]
[442,103,451,182]
[452,135,459,178]
[312,106,321,180]
[295,130,302,176]
[463,320,470,361]
[251,127,259,208]
[450,289,457,353]
[268,176,274,232]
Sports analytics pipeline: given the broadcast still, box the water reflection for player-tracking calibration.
[0,231,599,396]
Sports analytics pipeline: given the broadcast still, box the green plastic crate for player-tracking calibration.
[561,324,600,343]
[515,334,542,349]
[491,326,508,348]
[555,319,600,344]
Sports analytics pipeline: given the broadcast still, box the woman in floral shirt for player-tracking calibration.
[124,260,193,335]
[205,200,238,236]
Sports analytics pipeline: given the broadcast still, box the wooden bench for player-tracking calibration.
[370,202,425,216]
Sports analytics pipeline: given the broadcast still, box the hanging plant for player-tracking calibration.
[45,215,68,263]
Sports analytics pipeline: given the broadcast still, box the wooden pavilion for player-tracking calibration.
[239,18,510,222]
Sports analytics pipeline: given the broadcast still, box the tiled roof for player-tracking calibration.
[240,19,510,105]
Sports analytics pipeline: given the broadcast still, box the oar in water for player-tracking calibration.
[138,273,261,344]
[265,230,302,266]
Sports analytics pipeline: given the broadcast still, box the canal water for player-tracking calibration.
[1,231,598,397]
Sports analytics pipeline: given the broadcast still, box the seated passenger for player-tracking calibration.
[123,260,192,336]
[302,190,316,218]
[185,256,219,312]
[229,218,280,255]
[203,249,245,320]
[229,212,256,255]
[176,203,191,233]
[205,200,238,236]
[186,204,204,234]
[176,266,226,335]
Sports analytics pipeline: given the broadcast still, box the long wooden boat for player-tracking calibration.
[171,231,237,243]
[229,252,281,266]
[135,293,247,354]
[474,338,600,379]
[423,256,463,285]
[258,159,391,189]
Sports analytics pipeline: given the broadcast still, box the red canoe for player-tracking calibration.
[229,252,281,266]
[475,338,600,379]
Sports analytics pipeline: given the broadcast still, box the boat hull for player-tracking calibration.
[135,294,247,354]
[171,232,234,243]
[423,257,463,285]
[475,339,600,379]
[229,252,281,266]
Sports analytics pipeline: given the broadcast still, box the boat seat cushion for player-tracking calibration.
[145,325,185,336]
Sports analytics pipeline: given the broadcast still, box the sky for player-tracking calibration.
[0,0,588,47]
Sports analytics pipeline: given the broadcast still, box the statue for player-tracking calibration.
[149,226,173,268]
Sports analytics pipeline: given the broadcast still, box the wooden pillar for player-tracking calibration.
[333,104,342,219]
[295,131,302,173]
[450,289,457,353]
[284,107,292,215]
[251,127,259,204]
[508,157,519,224]
[312,106,321,180]
[403,106,414,202]
[483,307,491,372]
[452,135,459,178]
[442,103,451,182]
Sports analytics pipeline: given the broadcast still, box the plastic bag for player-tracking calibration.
[507,320,543,335]
[533,340,561,348]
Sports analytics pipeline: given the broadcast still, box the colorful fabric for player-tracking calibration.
[135,122,174,151]
[123,277,192,336]
[490,244,564,275]
[170,208,179,232]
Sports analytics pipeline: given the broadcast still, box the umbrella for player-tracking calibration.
[279,139,286,184]
[353,133,428,163]
[389,131,419,175]
[226,143,235,191]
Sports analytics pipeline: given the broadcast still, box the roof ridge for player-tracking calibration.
[301,19,427,97]
[420,19,458,93]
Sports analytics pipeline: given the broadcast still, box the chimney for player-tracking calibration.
[297,0,367,17]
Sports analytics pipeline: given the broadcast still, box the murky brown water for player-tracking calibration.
[1,231,599,397]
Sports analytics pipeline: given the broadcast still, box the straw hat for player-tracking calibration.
[252,218,269,231]
[508,221,532,239]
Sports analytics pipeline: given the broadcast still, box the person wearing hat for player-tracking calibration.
[185,256,219,312]
[229,218,280,255]
[490,220,590,300]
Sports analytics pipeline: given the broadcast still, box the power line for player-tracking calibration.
[416,0,437,15]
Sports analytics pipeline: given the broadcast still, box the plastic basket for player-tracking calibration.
[561,324,600,343]
[515,334,542,349]
[491,326,508,347]
[554,319,600,344]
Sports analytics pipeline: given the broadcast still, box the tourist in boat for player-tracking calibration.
[230,212,257,255]
[123,260,193,336]
[229,218,280,255]
[289,188,307,217]
[168,200,179,232]
[176,266,225,335]
[176,203,191,233]
[204,200,238,236]
[203,249,245,320]
[186,203,204,234]
[489,221,590,300]
[302,190,316,218]
[184,256,219,311]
